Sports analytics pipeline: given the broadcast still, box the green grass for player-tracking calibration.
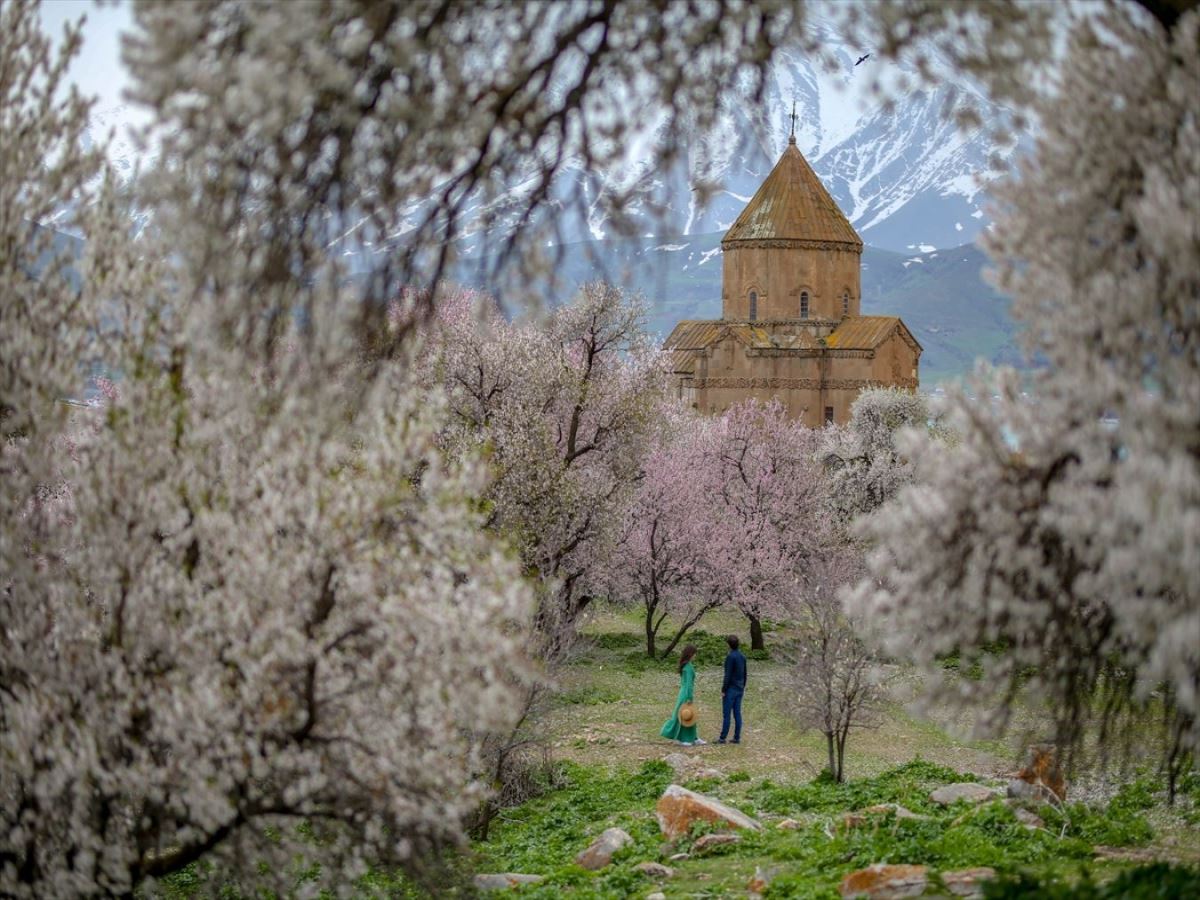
[492,604,1200,897]
[468,757,1193,899]
[154,604,1200,897]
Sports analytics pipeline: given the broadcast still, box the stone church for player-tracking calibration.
[663,133,921,427]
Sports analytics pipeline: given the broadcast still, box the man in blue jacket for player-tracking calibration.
[719,635,747,744]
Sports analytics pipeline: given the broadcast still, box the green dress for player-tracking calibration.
[660,662,698,743]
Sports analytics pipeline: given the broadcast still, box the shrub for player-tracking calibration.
[557,684,624,705]
[589,631,642,651]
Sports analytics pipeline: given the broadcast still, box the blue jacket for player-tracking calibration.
[722,649,747,694]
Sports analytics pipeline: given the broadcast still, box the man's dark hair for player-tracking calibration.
[726,635,740,650]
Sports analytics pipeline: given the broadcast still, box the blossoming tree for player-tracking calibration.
[846,2,1199,787]
[426,282,667,652]
[821,387,938,529]
[711,400,834,651]
[2,3,534,894]
[596,408,729,658]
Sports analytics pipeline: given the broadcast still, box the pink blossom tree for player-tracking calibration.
[597,408,729,658]
[709,400,835,650]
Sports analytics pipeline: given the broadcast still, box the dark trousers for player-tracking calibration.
[720,689,744,742]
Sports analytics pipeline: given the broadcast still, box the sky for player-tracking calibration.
[38,0,147,134]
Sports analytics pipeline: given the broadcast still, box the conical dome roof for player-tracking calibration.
[722,137,862,250]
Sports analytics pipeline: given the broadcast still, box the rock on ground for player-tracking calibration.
[776,818,802,830]
[1008,743,1067,802]
[930,783,998,806]
[473,873,546,890]
[941,867,996,898]
[864,803,924,820]
[692,832,741,852]
[1013,807,1045,830]
[747,865,778,894]
[662,752,697,775]
[655,783,762,839]
[838,864,929,899]
[575,827,632,870]
[634,861,674,878]
[646,893,667,900]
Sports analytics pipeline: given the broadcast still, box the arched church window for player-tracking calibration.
[748,290,758,321]
[800,291,809,319]
[842,291,850,317]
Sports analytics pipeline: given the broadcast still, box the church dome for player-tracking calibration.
[722,137,862,251]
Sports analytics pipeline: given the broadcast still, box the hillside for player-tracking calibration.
[458,608,1200,898]
[469,234,1023,386]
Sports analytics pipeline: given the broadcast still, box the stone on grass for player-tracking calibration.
[575,827,632,870]
[655,783,762,839]
[1013,807,1044,830]
[473,873,546,890]
[1093,845,1159,863]
[864,803,923,820]
[662,752,695,775]
[776,818,801,830]
[748,865,778,894]
[692,832,741,853]
[634,861,674,879]
[838,864,928,899]
[646,893,666,900]
[668,852,690,862]
[1008,743,1067,802]
[941,867,996,898]
[690,767,726,780]
[930,783,998,806]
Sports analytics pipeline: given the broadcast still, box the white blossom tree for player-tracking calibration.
[785,551,882,784]
[121,0,824,306]
[426,283,667,651]
[2,2,535,893]
[846,1,1199,791]
[821,387,938,528]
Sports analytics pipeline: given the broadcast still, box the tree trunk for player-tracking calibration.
[658,622,692,660]
[835,730,848,783]
[825,731,836,781]
[644,610,657,658]
[476,799,494,841]
[747,612,765,651]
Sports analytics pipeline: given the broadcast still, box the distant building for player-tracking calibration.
[663,132,921,426]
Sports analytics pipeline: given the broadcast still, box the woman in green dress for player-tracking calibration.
[660,645,706,745]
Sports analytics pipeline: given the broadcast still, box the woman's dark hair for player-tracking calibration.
[726,635,740,650]
[678,644,698,673]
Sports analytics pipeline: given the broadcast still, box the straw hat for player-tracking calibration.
[678,702,696,727]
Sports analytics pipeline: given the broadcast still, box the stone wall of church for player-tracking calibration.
[721,243,861,321]
[682,332,920,429]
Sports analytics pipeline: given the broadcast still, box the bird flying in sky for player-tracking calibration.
[855,53,871,66]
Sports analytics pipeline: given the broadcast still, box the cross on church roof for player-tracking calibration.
[789,100,797,144]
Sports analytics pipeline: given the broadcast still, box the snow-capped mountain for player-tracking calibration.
[455,23,1018,256]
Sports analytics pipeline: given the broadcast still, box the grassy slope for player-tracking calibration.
[469,606,1200,898]
[155,605,1200,898]
[546,607,1010,781]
